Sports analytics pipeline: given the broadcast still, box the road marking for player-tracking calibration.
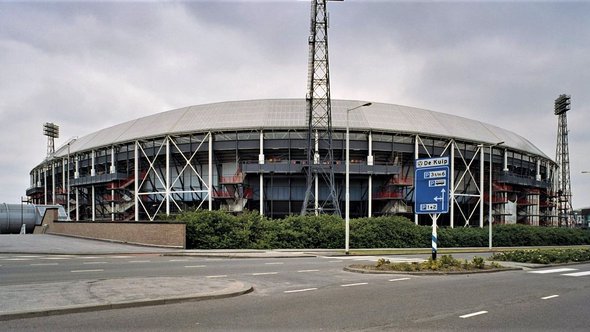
[528,268,577,274]
[184,265,206,268]
[297,269,320,273]
[561,271,590,277]
[71,269,104,273]
[460,311,488,319]
[3,258,31,261]
[78,256,102,259]
[389,277,411,282]
[42,257,71,260]
[16,255,41,258]
[284,288,317,294]
[128,260,151,263]
[109,256,133,259]
[206,275,227,278]
[169,259,190,262]
[252,272,279,276]
[265,262,284,265]
[205,259,223,262]
[30,263,59,266]
[328,260,343,263]
[83,261,108,265]
[353,258,372,261]
[341,282,368,287]
[541,295,559,300]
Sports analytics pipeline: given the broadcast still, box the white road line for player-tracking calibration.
[284,288,318,294]
[561,271,590,277]
[353,258,372,261]
[341,282,368,287]
[16,255,42,258]
[206,275,227,278]
[42,257,71,260]
[169,259,190,262]
[30,263,59,266]
[297,269,320,273]
[252,272,279,276]
[265,262,284,265]
[3,258,31,261]
[83,261,108,265]
[71,269,104,273]
[128,260,151,263]
[328,260,343,263]
[528,268,578,274]
[109,256,133,259]
[184,265,206,268]
[389,277,411,282]
[541,295,560,300]
[78,256,102,259]
[460,311,488,319]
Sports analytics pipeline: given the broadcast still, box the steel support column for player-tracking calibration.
[208,132,213,211]
[134,141,139,221]
[450,141,455,228]
[479,147,484,228]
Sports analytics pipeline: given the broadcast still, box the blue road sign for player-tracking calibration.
[415,157,450,214]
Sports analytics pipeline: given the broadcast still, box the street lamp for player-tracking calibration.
[346,102,372,255]
[480,141,504,250]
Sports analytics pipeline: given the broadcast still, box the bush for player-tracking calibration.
[490,248,590,264]
[350,216,430,248]
[177,209,590,249]
[374,255,490,271]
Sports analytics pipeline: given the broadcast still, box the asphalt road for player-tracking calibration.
[2,253,590,331]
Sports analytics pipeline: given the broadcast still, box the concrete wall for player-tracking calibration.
[38,214,185,248]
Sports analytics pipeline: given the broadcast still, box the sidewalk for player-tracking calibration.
[0,276,252,321]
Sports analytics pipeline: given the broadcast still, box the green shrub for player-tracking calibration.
[490,248,590,264]
[177,208,590,249]
[472,256,486,269]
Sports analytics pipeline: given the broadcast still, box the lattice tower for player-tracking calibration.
[301,0,341,216]
[554,94,573,227]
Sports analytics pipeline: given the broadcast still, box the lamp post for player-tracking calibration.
[346,102,372,255]
[486,141,504,250]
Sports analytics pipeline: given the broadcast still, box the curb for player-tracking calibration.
[343,265,522,275]
[0,284,253,322]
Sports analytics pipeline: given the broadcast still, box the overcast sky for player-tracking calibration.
[1,0,589,209]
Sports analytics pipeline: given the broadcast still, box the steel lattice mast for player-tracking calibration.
[554,94,573,227]
[301,0,341,216]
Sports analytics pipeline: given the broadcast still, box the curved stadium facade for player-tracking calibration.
[27,99,558,227]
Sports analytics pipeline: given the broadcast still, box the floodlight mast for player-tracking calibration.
[301,0,342,216]
[554,94,573,227]
[43,122,59,158]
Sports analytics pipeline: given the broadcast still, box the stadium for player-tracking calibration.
[26,98,557,227]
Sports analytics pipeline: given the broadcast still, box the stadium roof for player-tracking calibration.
[52,99,549,160]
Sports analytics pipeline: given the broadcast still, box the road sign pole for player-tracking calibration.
[431,213,438,261]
